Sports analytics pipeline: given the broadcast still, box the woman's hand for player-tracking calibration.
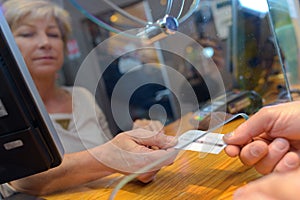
[133,119,165,134]
[94,129,178,182]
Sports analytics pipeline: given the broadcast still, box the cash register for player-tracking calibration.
[0,9,64,184]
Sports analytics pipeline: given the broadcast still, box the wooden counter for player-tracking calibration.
[43,114,261,200]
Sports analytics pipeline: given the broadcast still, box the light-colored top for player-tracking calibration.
[50,86,112,153]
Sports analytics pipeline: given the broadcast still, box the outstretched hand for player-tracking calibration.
[223,101,300,174]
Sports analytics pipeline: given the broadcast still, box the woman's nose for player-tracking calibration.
[37,33,51,49]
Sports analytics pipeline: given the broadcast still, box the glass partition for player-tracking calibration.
[61,0,298,135]
[267,0,300,98]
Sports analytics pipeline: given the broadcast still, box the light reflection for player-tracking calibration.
[239,0,269,14]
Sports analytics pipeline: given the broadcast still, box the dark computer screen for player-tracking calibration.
[0,9,64,183]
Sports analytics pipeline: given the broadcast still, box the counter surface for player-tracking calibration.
[43,113,261,200]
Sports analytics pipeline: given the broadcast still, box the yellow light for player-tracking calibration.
[186,46,193,54]
[110,14,118,23]
[160,0,167,6]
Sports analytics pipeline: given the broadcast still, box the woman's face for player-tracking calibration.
[12,16,64,79]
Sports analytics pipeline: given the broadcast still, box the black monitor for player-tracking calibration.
[0,10,64,183]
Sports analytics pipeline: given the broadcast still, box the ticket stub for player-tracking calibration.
[174,130,227,154]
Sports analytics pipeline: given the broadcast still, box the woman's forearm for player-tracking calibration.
[10,148,114,196]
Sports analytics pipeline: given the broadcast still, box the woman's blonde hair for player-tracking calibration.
[2,0,72,45]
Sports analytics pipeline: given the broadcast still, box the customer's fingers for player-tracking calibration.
[273,151,300,173]
[233,168,300,200]
[223,107,279,145]
[239,140,268,166]
[253,138,289,174]
[224,145,241,157]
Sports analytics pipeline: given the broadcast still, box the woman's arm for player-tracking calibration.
[10,129,177,196]
[10,149,114,196]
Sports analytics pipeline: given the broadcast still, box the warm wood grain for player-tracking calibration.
[43,113,262,200]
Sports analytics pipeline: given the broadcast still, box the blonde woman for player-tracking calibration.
[0,0,177,197]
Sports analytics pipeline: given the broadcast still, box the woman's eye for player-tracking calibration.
[48,33,61,38]
[18,33,34,37]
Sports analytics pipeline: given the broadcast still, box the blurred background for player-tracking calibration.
[1,0,300,135]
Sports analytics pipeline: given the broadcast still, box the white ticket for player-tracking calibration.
[174,130,227,154]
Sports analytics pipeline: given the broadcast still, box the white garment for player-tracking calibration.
[50,86,112,153]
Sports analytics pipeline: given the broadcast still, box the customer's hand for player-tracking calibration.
[223,101,300,174]
[232,168,300,200]
[94,129,177,183]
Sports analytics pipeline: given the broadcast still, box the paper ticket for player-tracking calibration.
[174,130,227,154]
